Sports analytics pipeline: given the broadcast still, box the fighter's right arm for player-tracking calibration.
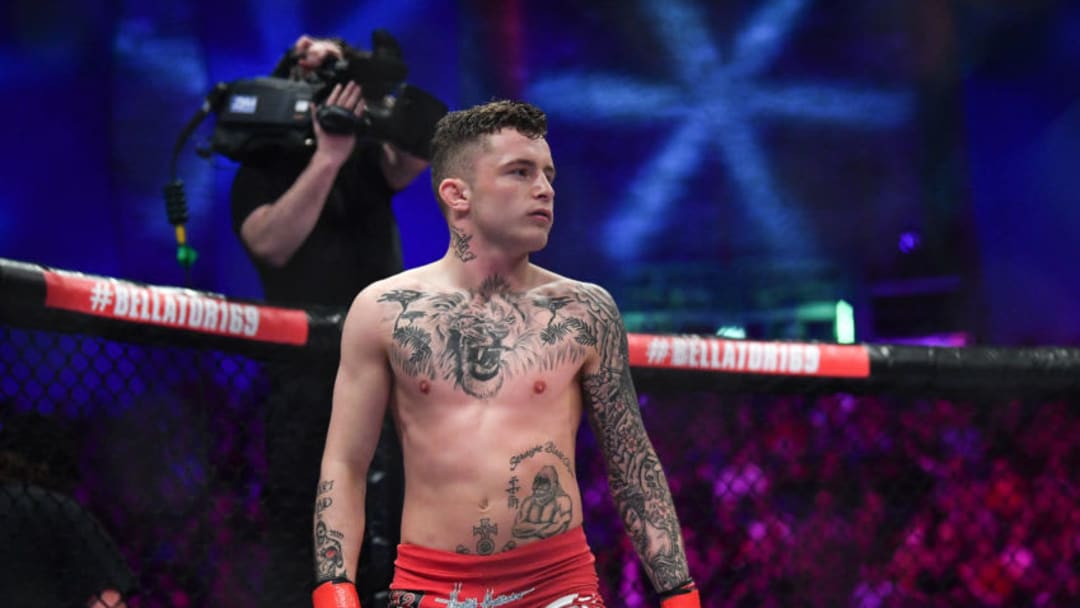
[313,286,392,589]
[239,83,363,267]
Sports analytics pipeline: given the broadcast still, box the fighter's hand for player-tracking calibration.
[313,81,365,165]
[312,579,361,608]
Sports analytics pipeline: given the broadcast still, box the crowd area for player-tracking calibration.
[589,391,1080,607]
[3,330,1079,607]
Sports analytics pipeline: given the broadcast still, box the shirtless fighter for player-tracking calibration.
[311,99,701,608]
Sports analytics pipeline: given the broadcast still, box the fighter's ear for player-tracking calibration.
[439,177,469,213]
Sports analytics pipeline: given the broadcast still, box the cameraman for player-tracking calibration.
[232,34,429,304]
[229,33,438,608]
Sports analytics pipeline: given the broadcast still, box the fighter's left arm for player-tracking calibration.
[575,282,697,602]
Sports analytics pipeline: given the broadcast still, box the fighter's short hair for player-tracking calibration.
[429,100,547,208]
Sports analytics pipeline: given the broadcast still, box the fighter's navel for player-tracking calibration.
[478,496,491,511]
[533,380,546,394]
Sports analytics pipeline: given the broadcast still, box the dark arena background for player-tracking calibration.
[2,1,1080,607]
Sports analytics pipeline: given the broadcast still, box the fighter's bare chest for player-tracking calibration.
[377,285,596,400]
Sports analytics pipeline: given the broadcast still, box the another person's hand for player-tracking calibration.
[87,589,127,608]
[293,35,344,73]
[313,81,366,166]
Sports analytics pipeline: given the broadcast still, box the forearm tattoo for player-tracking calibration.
[577,285,690,592]
[313,479,347,581]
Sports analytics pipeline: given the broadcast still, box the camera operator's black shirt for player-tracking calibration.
[230,140,403,309]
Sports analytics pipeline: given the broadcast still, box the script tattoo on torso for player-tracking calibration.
[377,276,602,399]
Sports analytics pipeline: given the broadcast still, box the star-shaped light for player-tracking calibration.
[528,0,913,263]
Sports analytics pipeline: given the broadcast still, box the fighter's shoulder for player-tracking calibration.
[530,269,616,307]
[352,266,443,307]
[342,270,432,336]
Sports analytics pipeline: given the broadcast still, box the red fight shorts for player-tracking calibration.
[388,526,606,607]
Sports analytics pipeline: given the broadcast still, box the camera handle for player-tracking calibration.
[314,85,446,161]
[315,104,361,135]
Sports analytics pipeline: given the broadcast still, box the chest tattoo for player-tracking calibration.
[378,276,598,399]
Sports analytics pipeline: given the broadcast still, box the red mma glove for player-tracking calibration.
[659,580,700,608]
[312,579,361,608]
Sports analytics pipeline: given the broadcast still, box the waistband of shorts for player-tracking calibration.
[394,525,592,582]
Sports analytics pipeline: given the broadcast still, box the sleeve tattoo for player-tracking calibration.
[577,283,690,592]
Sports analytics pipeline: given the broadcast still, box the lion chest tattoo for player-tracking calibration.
[378,276,602,399]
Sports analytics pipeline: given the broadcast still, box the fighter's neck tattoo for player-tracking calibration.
[449,225,477,262]
[377,275,601,399]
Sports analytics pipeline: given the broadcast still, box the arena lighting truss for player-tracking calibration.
[2,257,1078,398]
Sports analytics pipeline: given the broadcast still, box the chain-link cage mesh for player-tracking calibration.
[1,325,273,607]
[3,260,1080,607]
[591,391,1080,607]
